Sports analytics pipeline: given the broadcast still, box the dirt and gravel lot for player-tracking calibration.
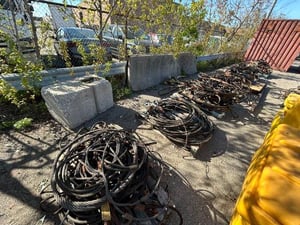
[0,63,299,225]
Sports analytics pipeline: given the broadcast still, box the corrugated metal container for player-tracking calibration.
[245,19,300,72]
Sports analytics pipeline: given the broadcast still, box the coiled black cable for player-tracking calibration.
[180,73,247,112]
[167,61,272,113]
[143,98,214,148]
[41,126,182,225]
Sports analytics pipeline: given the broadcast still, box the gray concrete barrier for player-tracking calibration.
[41,76,113,129]
[128,54,180,91]
[177,52,197,75]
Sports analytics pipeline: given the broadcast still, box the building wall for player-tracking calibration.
[73,0,111,30]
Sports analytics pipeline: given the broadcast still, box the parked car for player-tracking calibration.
[149,33,174,46]
[102,24,160,58]
[54,27,112,66]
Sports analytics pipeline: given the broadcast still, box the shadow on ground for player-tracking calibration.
[195,126,228,162]
[163,167,229,225]
[84,104,142,131]
[0,127,63,224]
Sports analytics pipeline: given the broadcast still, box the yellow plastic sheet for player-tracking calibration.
[230,93,300,225]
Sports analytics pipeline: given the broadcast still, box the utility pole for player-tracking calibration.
[266,0,278,19]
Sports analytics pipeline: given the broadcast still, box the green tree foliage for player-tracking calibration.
[0,31,43,106]
[87,0,207,56]
[0,0,45,106]
[144,0,206,56]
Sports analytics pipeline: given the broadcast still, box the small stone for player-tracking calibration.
[236,121,245,126]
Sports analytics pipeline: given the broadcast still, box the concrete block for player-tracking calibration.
[80,76,114,113]
[41,77,114,129]
[128,54,180,91]
[177,52,197,75]
[41,81,97,129]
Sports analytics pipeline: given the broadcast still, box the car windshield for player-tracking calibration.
[125,27,150,40]
[66,28,97,39]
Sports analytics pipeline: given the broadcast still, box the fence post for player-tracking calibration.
[8,0,20,49]
[24,0,41,59]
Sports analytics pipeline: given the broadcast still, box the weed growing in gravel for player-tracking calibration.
[13,117,33,130]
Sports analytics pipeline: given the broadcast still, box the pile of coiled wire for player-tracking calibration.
[41,124,182,225]
[142,98,214,148]
[179,73,248,112]
[179,60,272,111]
[230,59,272,81]
[172,60,272,113]
[210,70,252,93]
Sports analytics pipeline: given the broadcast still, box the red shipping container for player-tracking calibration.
[245,19,300,72]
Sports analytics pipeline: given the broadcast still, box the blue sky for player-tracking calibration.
[176,0,300,19]
[33,0,300,19]
[273,0,300,19]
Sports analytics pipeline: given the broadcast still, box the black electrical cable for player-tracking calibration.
[167,61,272,113]
[143,98,214,148]
[41,125,180,225]
[180,73,247,112]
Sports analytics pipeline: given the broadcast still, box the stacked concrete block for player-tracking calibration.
[41,77,113,129]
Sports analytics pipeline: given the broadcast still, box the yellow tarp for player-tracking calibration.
[230,93,300,225]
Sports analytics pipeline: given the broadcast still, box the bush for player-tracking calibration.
[104,74,132,101]
[0,31,43,107]
[197,53,243,72]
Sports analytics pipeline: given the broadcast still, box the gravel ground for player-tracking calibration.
[0,63,299,225]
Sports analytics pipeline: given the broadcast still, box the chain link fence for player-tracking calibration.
[1,0,113,69]
[34,0,113,68]
[1,0,230,70]
[0,0,37,63]
[1,0,156,69]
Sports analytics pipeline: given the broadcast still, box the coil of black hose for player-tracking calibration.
[45,127,181,225]
[51,129,148,208]
[144,98,214,148]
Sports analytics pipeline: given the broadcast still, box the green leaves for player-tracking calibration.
[0,117,33,130]
[0,31,43,106]
[13,117,33,130]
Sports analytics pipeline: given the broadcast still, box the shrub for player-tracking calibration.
[0,31,43,107]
